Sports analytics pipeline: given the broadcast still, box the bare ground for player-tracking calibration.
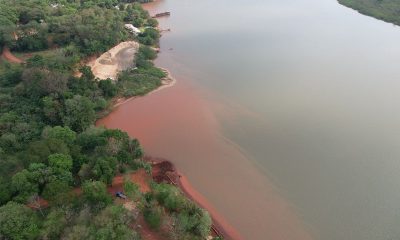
[1,47,23,63]
[87,41,139,80]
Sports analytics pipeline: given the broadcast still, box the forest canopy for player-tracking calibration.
[338,0,400,26]
[0,0,156,53]
[0,0,214,239]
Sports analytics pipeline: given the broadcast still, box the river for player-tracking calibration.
[99,0,400,239]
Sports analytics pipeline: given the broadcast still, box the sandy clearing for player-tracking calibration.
[87,41,139,80]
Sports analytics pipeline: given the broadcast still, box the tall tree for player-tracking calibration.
[82,180,112,211]
[63,95,96,132]
[0,202,40,240]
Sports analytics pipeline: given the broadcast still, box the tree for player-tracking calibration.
[11,169,38,203]
[76,126,107,152]
[130,139,144,159]
[138,28,160,46]
[146,18,158,28]
[82,180,112,210]
[0,133,20,152]
[48,153,73,183]
[22,68,69,96]
[80,66,95,81]
[0,202,40,240]
[0,112,19,134]
[0,3,18,27]
[28,162,51,188]
[99,79,118,98]
[0,178,11,205]
[175,203,212,238]
[153,183,185,212]
[40,209,67,240]
[41,96,63,125]
[48,153,73,171]
[0,62,22,87]
[27,138,69,164]
[123,180,141,202]
[63,95,96,132]
[14,22,48,51]
[41,71,69,95]
[42,180,72,205]
[138,45,157,60]
[91,157,117,184]
[42,126,77,145]
[193,209,212,238]
[63,225,91,240]
[143,203,163,230]
[21,68,46,98]
[90,205,138,240]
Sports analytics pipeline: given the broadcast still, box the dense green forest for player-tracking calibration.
[0,0,213,239]
[338,0,400,26]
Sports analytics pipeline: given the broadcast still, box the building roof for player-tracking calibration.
[124,24,141,34]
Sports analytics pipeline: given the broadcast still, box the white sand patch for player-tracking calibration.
[87,41,139,80]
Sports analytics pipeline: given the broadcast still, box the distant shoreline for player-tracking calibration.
[338,0,400,27]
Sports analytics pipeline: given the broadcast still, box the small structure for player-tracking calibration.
[153,12,171,18]
[115,191,127,199]
[124,24,141,35]
[50,3,62,8]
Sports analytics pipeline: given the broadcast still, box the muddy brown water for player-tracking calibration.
[98,79,314,240]
[99,0,400,239]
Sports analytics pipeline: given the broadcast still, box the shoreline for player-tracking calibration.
[112,67,177,108]
[95,47,239,238]
[95,3,242,238]
[101,68,240,239]
[147,157,243,240]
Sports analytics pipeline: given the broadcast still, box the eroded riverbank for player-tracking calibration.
[95,1,322,239]
[97,73,314,239]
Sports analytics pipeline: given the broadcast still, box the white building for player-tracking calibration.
[124,24,141,35]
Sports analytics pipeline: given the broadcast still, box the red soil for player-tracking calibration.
[110,169,152,194]
[26,197,49,210]
[1,47,23,63]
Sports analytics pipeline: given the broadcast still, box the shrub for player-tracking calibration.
[118,71,162,97]
[82,180,112,211]
[153,183,185,212]
[144,203,163,230]
[138,45,157,60]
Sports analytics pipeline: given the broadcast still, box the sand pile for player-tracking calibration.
[88,41,139,80]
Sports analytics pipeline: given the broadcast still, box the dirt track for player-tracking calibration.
[1,47,23,63]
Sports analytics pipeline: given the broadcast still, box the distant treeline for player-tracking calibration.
[0,1,214,239]
[338,0,400,26]
[0,0,159,54]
